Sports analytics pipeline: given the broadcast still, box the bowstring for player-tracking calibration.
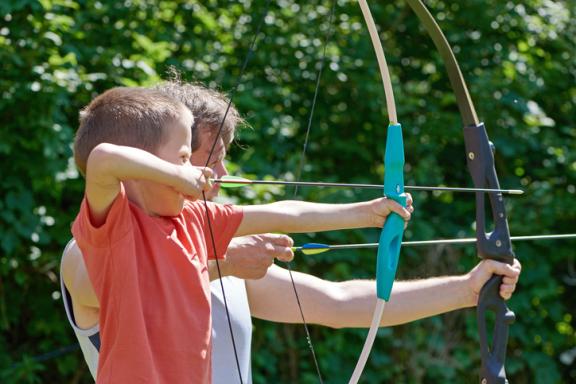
[201,2,272,383]
[284,1,338,383]
[202,1,337,382]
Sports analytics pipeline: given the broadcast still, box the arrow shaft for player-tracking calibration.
[294,234,576,253]
[213,178,523,195]
[407,233,576,245]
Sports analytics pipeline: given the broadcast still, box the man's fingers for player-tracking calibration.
[260,233,294,247]
[500,283,516,294]
[272,247,294,262]
[486,259,520,279]
[256,234,294,262]
[481,259,521,300]
[512,258,522,272]
[499,284,516,300]
[261,239,294,262]
[499,290,512,300]
[502,275,519,285]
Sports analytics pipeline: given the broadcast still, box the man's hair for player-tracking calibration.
[74,87,186,175]
[154,80,244,152]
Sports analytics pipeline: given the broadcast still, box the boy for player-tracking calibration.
[71,86,411,383]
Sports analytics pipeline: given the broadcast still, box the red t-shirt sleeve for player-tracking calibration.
[184,201,243,260]
[71,185,132,294]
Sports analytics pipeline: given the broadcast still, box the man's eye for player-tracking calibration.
[181,156,190,164]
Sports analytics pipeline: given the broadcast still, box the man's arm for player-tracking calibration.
[246,260,521,328]
[60,241,100,328]
[234,196,412,237]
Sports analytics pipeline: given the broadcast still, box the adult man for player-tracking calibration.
[61,82,521,383]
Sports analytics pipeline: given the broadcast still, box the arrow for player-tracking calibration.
[213,175,524,195]
[293,233,576,255]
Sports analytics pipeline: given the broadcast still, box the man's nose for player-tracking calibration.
[215,162,228,178]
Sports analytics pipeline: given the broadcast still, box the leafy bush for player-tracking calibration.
[0,1,574,383]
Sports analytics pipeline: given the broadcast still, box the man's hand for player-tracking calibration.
[209,234,294,280]
[466,259,522,305]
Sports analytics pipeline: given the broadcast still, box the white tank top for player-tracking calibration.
[61,240,253,383]
[210,276,253,384]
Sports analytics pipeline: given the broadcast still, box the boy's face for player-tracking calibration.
[140,105,193,216]
[190,128,227,201]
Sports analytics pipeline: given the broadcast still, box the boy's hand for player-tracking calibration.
[174,164,213,200]
[216,234,294,280]
[370,193,414,227]
[465,259,522,305]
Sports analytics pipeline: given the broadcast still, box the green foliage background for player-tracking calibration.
[0,0,575,383]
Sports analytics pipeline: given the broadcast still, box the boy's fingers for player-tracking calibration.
[387,199,411,220]
[204,179,213,192]
[201,167,214,178]
[406,193,413,207]
[202,168,214,190]
[405,193,414,214]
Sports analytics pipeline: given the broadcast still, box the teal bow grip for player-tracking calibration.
[376,123,406,301]
[376,207,406,300]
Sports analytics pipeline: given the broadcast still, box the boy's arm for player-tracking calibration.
[85,143,210,226]
[233,198,411,237]
[246,259,521,328]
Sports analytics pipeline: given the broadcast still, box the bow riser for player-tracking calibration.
[463,122,516,384]
[477,275,516,384]
[377,123,406,301]
[464,123,515,263]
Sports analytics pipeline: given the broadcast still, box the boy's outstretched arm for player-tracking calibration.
[234,196,413,237]
[84,143,211,226]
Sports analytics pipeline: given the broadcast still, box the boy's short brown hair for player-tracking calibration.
[74,87,187,175]
[154,81,243,152]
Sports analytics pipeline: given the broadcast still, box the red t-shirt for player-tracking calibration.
[72,186,243,383]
